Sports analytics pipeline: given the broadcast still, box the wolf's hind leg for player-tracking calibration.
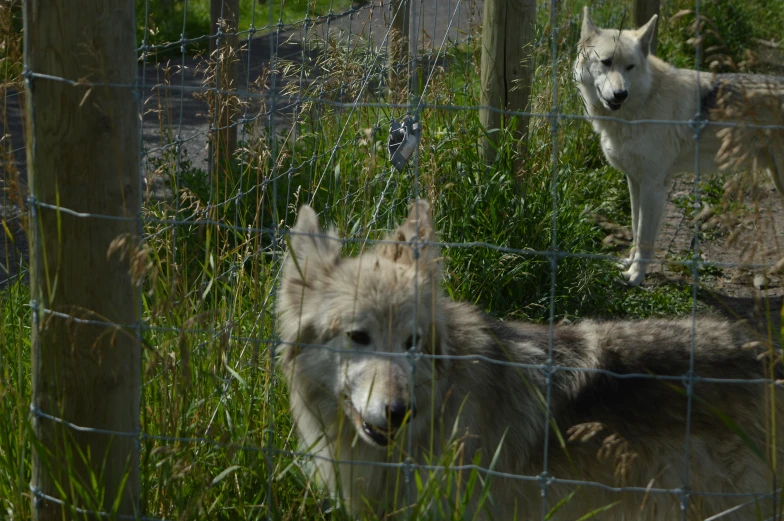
[767,141,784,198]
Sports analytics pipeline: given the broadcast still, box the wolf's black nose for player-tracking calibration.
[387,400,411,429]
[613,89,628,101]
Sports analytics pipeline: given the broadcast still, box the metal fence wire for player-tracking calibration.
[11,0,784,519]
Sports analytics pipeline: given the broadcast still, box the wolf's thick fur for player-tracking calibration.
[277,200,783,520]
[574,7,784,286]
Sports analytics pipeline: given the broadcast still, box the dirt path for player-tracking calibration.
[657,175,784,332]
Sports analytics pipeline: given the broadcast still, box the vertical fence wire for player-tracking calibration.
[540,0,560,516]
[133,1,147,516]
[682,0,703,516]
[20,0,42,510]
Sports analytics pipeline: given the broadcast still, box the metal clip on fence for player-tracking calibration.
[388,116,420,172]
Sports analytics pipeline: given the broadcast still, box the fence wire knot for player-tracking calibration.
[30,485,45,509]
[689,115,708,140]
[403,457,415,484]
[537,472,553,496]
[679,486,691,511]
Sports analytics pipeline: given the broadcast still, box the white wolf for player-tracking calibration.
[574,7,784,286]
[277,199,783,520]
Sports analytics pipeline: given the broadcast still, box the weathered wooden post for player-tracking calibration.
[25,0,141,519]
[210,0,240,169]
[632,0,660,55]
[388,0,410,104]
[479,0,536,164]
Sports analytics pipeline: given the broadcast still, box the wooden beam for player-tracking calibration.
[25,0,141,518]
[632,0,660,55]
[389,0,410,104]
[479,0,536,164]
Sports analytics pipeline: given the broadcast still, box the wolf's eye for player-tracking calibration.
[626,63,635,71]
[347,330,371,345]
[601,58,612,67]
[404,335,415,350]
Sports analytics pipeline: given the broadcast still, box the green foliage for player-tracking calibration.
[0,280,32,521]
[658,0,784,71]
[618,283,699,318]
[137,0,212,54]
[136,0,353,56]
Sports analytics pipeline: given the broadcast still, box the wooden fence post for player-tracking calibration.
[210,0,240,170]
[25,0,141,519]
[632,0,660,55]
[389,0,410,104]
[479,0,536,165]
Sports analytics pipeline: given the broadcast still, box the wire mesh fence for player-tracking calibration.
[4,0,784,519]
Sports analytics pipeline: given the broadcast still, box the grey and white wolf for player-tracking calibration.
[574,7,784,286]
[277,199,783,520]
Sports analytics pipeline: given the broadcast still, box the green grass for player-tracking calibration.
[657,0,784,71]
[4,0,784,519]
[137,0,354,55]
[0,280,31,520]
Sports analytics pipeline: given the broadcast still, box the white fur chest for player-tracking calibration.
[588,104,695,180]
[592,114,652,176]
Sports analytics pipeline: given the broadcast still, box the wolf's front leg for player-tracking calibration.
[622,177,668,286]
[619,174,641,269]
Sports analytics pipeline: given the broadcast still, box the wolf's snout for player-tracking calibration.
[386,400,415,429]
[354,398,415,448]
[613,89,628,101]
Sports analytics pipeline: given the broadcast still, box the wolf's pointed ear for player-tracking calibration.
[285,205,341,284]
[377,199,440,270]
[398,199,435,243]
[635,14,658,56]
[278,205,341,364]
[581,6,599,41]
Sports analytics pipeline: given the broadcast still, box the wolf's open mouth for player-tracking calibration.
[361,420,391,446]
[597,90,623,111]
[344,398,396,447]
[596,86,623,110]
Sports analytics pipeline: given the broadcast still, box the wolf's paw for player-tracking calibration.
[622,265,646,286]
[616,248,637,270]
